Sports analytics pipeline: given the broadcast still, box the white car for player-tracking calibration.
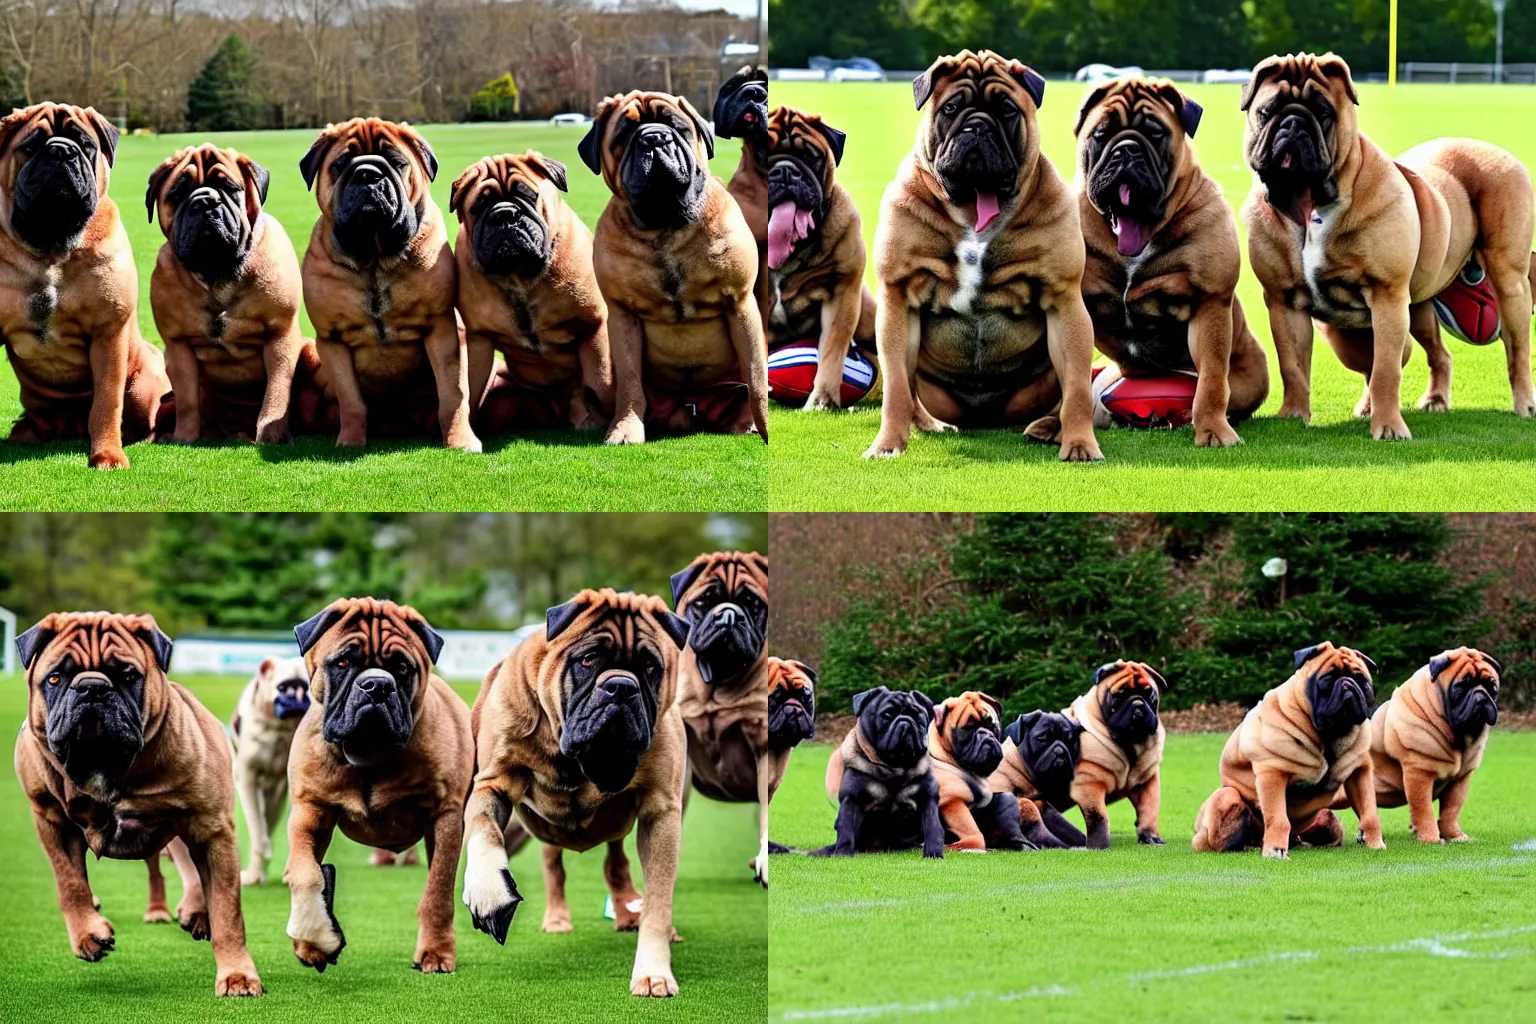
[550,112,589,126]
[1202,69,1254,85]
[1075,63,1145,83]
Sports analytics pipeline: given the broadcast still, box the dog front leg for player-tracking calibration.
[318,339,369,447]
[86,317,133,469]
[806,276,862,410]
[1188,294,1241,447]
[827,793,866,856]
[541,845,572,932]
[1075,782,1113,849]
[285,799,345,971]
[1129,774,1165,845]
[256,329,304,443]
[1042,284,1103,462]
[461,782,524,944]
[941,798,986,852]
[1344,761,1386,849]
[864,283,915,457]
[1402,765,1441,843]
[604,305,647,444]
[1254,768,1295,858]
[917,779,945,858]
[163,338,203,442]
[725,293,769,441]
[576,320,615,428]
[168,835,209,938]
[631,795,682,997]
[413,807,464,973]
[605,840,646,932]
[1437,773,1474,841]
[752,749,774,887]
[31,798,113,960]
[1264,290,1315,421]
[466,332,496,416]
[144,850,172,923]
[1364,282,1413,440]
[424,313,481,451]
[186,824,262,996]
[1040,803,1087,847]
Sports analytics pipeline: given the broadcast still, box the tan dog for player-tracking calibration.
[0,103,170,468]
[461,588,691,997]
[148,144,331,442]
[1064,660,1166,847]
[13,612,261,995]
[450,151,613,434]
[229,655,311,885]
[299,117,479,451]
[1241,52,1536,437]
[927,691,1034,851]
[672,550,773,884]
[764,105,878,407]
[1360,647,1500,843]
[867,49,1101,461]
[1192,641,1385,857]
[284,598,472,974]
[1074,77,1269,445]
[578,91,768,443]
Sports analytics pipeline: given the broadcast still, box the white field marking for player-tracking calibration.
[1512,838,1536,851]
[775,923,1536,1022]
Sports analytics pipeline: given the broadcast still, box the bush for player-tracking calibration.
[466,73,520,122]
[186,33,265,132]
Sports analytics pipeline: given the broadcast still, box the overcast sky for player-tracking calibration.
[601,0,761,16]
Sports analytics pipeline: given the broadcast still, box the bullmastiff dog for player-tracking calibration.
[284,598,473,973]
[147,144,331,442]
[988,710,1088,848]
[0,102,170,468]
[578,90,768,443]
[1074,77,1269,445]
[714,66,771,323]
[1064,660,1166,848]
[819,686,944,857]
[229,655,310,885]
[1241,52,1536,437]
[1192,641,1385,856]
[1357,647,1499,844]
[764,657,816,856]
[450,151,613,434]
[867,49,1101,461]
[765,105,878,407]
[299,117,480,450]
[13,612,262,995]
[927,691,1031,851]
[460,589,691,997]
[671,550,776,884]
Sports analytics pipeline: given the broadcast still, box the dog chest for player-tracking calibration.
[519,787,640,850]
[1298,209,1372,328]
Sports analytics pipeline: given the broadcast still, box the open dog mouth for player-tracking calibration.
[1103,181,1161,257]
[936,125,1016,232]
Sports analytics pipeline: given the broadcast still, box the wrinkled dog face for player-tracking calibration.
[713,66,769,142]
[935,692,1005,776]
[300,117,438,262]
[1294,642,1375,740]
[450,152,567,278]
[764,106,846,270]
[1241,52,1359,226]
[1007,709,1082,803]
[671,551,769,685]
[768,658,816,749]
[1095,660,1164,745]
[1430,648,1500,737]
[255,655,312,720]
[147,144,270,281]
[17,612,172,795]
[578,91,716,229]
[0,103,119,255]
[852,686,934,769]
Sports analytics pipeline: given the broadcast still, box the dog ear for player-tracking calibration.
[712,65,753,134]
[145,152,178,224]
[1179,97,1203,138]
[239,153,271,206]
[1073,81,1117,136]
[1315,52,1359,105]
[1293,642,1330,670]
[1004,712,1029,747]
[932,699,949,729]
[680,96,715,160]
[132,617,174,673]
[912,54,961,110]
[813,119,847,166]
[1356,651,1377,675]
[659,611,691,651]
[83,107,118,166]
[299,127,334,190]
[1145,665,1168,692]
[850,686,886,717]
[791,660,819,686]
[979,693,1005,723]
[448,160,484,222]
[529,152,568,193]
[911,690,935,714]
[1428,652,1451,680]
[1007,61,1046,109]
[401,125,438,182]
[1482,652,1503,676]
[16,620,57,672]
[407,615,445,665]
[670,560,706,608]
[294,605,344,656]
[545,598,587,642]
[1241,56,1282,111]
[1094,661,1123,684]
[257,656,277,680]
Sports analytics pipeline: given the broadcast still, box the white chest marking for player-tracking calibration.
[1300,207,1333,295]
[951,231,987,315]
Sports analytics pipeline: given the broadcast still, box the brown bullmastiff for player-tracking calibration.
[927,691,1033,851]
[765,105,878,408]
[671,550,774,884]
[1064,659,1167,848]
[13,612,262,995]
[147,144,332,442]
[1241,52,1536,437]
[299,117,480,450]
[578,90,768,443]
[0,103,170,468]
[1192,641,1385,856]
[284,597,472,974]
[713,66,771,325]
[450,151,612,433]
[461,588,691,997]
[1074,76,1269,445]
[867,49,1101,461]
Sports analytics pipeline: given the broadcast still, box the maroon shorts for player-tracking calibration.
[643,375,751,435]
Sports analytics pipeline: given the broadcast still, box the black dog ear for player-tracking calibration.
[791,661,819,686]
[850,686,887,717]
[533,154,568,193]
[1094,661,1123,684]
[246,157,272,206]
[670,561,706,608]
[814,121,847,166]
[659,611,691,651]
[294,606,344,656]
[16,622,56,672]
[85,108,119,167]
[577,119,603,176]
[408,617,445,665]
[135,622,174,673]
[1483,652,1503,676]
[685,99,716,160]
[1357,652,1377,674]
[545,599,586,642]
[1428,653,1451,679]
[1073,81,1116,135]
[1180,97,1203,138]
[299,130,332,190]
[1293,644,1327,670]
[1014,65,1046,109]
[911,690,935,714]
[1007,709,1041,747]
[145,157,175,224]
[1146,666,1168,692]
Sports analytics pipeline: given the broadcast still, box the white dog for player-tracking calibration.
[231,656,311,885]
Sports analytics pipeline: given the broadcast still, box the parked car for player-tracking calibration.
[1075,63,1145,83]
[550,112,589,126]
[1201,68,1254,85]
[809,56,884,73]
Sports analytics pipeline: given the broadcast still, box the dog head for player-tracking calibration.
[293,597,444,767]
[767,657,816,750]
[932,691,1006,777]
[543,588,690,794]
[851,686,934,769]
[1241,52,1359,226]
[300,117,438,262]
[764,106,846,270]
[671,550,768,686]
[146,144,270,282]
[1005,710,1083,804]
[713,66,769,143]
[252,655,311,721]
[449,151,568,278]
[17,612,172,797]
[0,103,119,255]
[1074,76,1203,257]
[577,90,715,230]
[912,49,1046,232]
[1427,647,1500,739]
[1292,641,1376,740]
[1092,660,1164,747]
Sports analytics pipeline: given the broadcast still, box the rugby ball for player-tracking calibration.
[1432,259,1501,346]
[768,341,876,407]
[1093,367,1199,429]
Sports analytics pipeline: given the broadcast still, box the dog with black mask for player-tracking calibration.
[1063,660,1167,848]
[817,686,944,857]
[927,692,1033,851]
[1193,641,1385,857]
[768,656,816,750]
[228,656,311,885]
[988,710,1088,848]
[147,144,332,442]
[579,90,767,442]
[714,66,771,322]
[284,598,472,975]
[13,611,262,995]
[461,588,691,997]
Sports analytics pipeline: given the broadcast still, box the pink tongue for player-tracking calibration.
[767,201,798,269]
[975,192,1000,232]
[1119,183,1131,206]
[1116,218,1150,257]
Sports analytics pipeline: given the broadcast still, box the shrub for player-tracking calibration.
[466,73,521,122]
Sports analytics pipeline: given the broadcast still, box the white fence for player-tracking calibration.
[169,624,540,682]
[1400,62,1536,84]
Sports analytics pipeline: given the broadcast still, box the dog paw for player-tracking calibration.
[604,416,646,445]
[143,907,173,924]
[1194,422,1242,448]
[255,421,292,444]
[293,939,342,972]
[1137,830,1167,846]
[804,386,841,412]
[1514,397,1536,418]
[1416,393,1450,413]
[335,428,367,447]
[287,863,345,966]
[1262,846,1290,860]
[613,895,644,932]
[72,916,115,961]
[861,432,907,458]
[89,449,130,471]
[215,971,264,997]
[178,908,211,941]
[412,949,456,974]
[921,846,945,860]
[463,865,522,944]
[240,869,266,886]
[1371,416,1412,441]
[1021,415,1060,445]
[541,911,574,933]
[1275,403,1311,424]
[1444,832,1473,843]
[447,432,483,454]
[631,970,679,998]
[751,852,769,888]
[1353,395,1372,419]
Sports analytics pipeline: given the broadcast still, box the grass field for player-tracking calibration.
[766,82,1536,511]
[770,733,1536,1022]
[0,674,766,1022]
[0,123,766,511]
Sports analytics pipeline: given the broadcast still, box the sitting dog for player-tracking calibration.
[1064,660,1167,848]
[229,655,310,885]
[284,598,473,973]
[927,691,1031,851]
[13,612,262,995]
[714,66,770,323]
[818,686,944,857]
[988,710,1087,848]
[764,657,817,856]
[461,589,692,997]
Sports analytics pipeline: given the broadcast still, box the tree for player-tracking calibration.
[186,33,263,132]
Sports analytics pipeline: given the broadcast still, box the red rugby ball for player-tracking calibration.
[768,342,876,407]
[1432,260,1502,346]
[1093,368,1198,429]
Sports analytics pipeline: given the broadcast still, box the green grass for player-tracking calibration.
[0,123,765,511]
[769,733,1536,1022]
[766,82,1536,511]
[0,674,765,1022]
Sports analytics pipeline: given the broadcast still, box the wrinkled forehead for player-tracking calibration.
[11,106,97,147]
[329,121,417,163]
[1442,651,1499,684]
[40,618,146,670]
[690,555,767,599]
[324,605,425,661]
[771,666,812,692]
[933,54,1024,102]
[167,147,238,185]
[1091,83,1177,126]
[1104,663,1158,694]
[566,599,669,653]
[767,110,821,152]
[1257,64,1338,107]
[1313,647,1369,677]
[946,696,997,728]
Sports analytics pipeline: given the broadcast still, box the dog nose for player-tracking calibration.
[356,671,395,698]
[351,163,384,184]
[602,674,640,700]
[72,675,112,700]
[638,126,673,148]
[714,606,738,626]
[45,137,78,156]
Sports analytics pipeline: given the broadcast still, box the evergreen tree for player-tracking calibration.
[186,33,263,132]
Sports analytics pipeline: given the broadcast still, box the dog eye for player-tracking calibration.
[579,654,596,668]
[941,101,959,117]
[335,657,351,671]
[46,672,61,686]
